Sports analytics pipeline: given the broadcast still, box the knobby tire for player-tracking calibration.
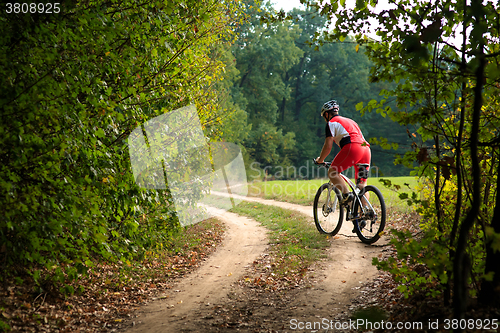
[313,183,343,236]
[352,185,386,244]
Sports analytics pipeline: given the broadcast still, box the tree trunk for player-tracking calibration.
[435,135,443,233]
[239,66,252,88]
[280,97,286,121]
[432,44,443,234]
[478,153,500,306]
[447,12,468,304]
[447,91,466,307]
[294,55,306,121]
[453,41,485,324]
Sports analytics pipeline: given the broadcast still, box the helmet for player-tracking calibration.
[321,100,339,117]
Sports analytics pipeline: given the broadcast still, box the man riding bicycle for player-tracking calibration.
[314,100,371,204]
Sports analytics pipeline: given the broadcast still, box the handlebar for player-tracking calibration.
[313,159,331,168]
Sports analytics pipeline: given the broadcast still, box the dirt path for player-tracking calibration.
[211,192,386,324]
[124,208,267,332]
[124,195,387,332]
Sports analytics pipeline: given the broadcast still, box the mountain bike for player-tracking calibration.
[312,160,386,244]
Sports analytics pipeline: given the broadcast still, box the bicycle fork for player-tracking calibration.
[325,183,338,214]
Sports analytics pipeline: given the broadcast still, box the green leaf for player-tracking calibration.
[96,128,105,138]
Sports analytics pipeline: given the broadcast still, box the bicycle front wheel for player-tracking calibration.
[352,185,386,244]
[313,183,343,236]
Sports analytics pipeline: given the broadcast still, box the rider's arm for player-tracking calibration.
[317,137,334,163]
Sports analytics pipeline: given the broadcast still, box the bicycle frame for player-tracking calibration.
[323,182,339,214]
[336,173,376,221]
[314,159,376,221]
[313,159,385,243]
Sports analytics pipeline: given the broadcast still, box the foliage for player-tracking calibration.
[227,1,413,179]
[373,228,448,299]
[246,122,296,169]
[309,0,500,312]
[0,0,240,290]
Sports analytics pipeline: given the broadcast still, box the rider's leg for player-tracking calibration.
[357,178,370,207]
[329,144,352,195]
[355,146,372,207]
[328,166,348,194]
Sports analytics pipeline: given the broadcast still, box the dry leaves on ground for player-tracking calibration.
[0,220,225,332]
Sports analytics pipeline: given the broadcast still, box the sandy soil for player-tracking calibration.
[122,195,387,332]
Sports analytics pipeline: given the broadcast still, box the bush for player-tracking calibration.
[0,0,238,290]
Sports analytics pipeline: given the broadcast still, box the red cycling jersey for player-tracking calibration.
[325,115,370,148]
[325,115,371,182]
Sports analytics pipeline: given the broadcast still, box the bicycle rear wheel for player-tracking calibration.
[313,183,343,236]
[352,185,386,244]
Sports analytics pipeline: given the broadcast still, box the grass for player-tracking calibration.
[247,179,325,205]
[248,176,421,213]
[230,201,330,285]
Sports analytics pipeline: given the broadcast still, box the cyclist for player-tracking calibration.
[314,100,371,204]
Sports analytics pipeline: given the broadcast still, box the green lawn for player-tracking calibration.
[247,176,420,213]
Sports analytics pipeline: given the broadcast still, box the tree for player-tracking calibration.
[227,0,303,174]
[242,4,412,177]
[0,0,239,288]
[234,1,304,127]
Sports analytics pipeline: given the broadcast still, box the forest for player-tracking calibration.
[222,1,412,179]
[1,0,500,331]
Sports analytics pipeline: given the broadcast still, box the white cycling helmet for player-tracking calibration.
[321,100,339,117]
